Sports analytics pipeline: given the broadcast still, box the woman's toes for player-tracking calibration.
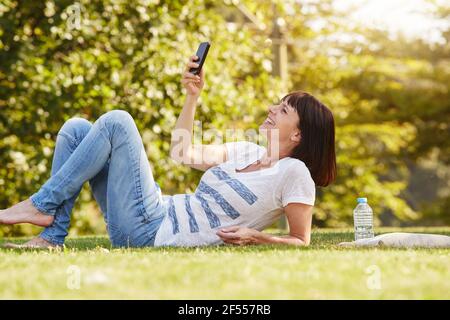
[2,237,62,250]
[25,237,61,248]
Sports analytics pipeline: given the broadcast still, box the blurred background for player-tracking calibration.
[0,0,449,237]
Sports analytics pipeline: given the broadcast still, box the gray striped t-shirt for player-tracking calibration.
[153,141,316,247]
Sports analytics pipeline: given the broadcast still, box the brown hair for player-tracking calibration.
[282,91,337,187]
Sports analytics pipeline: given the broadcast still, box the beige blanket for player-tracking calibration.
[338,232,450,248]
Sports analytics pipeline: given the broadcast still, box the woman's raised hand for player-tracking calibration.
[181,55,205,97]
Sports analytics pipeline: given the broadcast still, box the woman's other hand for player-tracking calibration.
[216,226,259,246]
[181,55,205,97]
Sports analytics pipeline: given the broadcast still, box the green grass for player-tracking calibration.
[1,227,449,299]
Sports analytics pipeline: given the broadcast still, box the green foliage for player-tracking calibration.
[262,0,450,227]
[0,0,281,236]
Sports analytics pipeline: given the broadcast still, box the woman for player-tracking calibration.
[0,55,336,249]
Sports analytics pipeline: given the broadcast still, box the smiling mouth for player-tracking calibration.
[264,117,275,125]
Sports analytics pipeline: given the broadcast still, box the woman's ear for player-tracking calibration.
[291,130,301,143]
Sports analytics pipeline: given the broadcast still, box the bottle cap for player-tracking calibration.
[357,197,367,203]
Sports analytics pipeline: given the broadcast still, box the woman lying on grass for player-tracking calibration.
[0,55,336,249]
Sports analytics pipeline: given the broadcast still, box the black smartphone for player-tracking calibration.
[189,42,210,75]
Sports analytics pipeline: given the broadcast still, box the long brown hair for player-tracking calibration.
[282,91,337,187]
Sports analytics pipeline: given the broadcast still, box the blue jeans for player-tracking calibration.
[30,110,166,247]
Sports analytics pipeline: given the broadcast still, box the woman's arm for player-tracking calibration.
[216,203,313,246]
[169,56,227,171]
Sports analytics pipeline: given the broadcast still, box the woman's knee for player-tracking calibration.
[103,110,134,123]
[59,117,92,141]
[100,110,136,130]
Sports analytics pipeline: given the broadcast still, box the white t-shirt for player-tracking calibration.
[153,141,316,247]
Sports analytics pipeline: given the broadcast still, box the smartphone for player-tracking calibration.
[189,42,210,75]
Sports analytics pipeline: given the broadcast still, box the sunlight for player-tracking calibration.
[333,0,447,43]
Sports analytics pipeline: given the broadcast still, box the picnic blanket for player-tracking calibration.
[338,232,450,248]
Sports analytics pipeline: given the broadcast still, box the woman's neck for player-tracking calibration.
[261,142,292,165]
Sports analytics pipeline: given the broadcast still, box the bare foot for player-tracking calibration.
[2,236,62,250]
[0,199,54,227]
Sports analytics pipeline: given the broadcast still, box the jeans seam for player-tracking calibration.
[102,115,152,246]
[57,131,79,152]
[32,124,105,215]
[31,132,99,216]
[38,127,87,245]
[48,129,103,198]
[111,120,150,225]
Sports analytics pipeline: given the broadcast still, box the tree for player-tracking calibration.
[0,0,282,236]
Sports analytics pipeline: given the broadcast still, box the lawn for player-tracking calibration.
[0,227,449,299]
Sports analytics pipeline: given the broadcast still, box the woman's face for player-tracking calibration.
[259,101,300,144]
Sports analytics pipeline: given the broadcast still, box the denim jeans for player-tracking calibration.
[30,110,166,247]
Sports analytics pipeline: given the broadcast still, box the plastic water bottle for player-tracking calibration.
[353,197,374,240]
